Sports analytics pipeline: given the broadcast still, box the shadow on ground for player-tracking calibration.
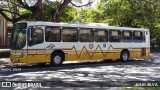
[1,60,159,74]
[0,60,160,81]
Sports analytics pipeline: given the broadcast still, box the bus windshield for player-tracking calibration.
[11,30,26,49]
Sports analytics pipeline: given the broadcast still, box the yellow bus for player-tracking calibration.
[10,21,150,66]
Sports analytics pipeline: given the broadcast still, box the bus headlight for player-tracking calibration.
[11,50,16,55]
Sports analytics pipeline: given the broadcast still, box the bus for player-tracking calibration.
[10,21,150,66]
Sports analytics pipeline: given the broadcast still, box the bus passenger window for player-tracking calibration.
[95,30,108,42]
[79,29,94,42]
[109,30,121,42]
[133,31,143,42]
[122,31,132,42]
[62,28,78,42]
[45,27,61,42]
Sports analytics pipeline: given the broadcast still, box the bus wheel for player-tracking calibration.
[120,51,129,61]
[51,53,63,66]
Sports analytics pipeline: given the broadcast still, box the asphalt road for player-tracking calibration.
[0,52,160,90]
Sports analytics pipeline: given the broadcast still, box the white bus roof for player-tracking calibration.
[17,21,149,31]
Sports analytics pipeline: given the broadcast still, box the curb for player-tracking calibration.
[0,58,11,68]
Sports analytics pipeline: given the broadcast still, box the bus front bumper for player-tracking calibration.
[10,55,27,64]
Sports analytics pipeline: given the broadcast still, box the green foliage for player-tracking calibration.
[79,0,160,47]
[77,8,101,22]
[99,0,160,27]
[59,6,77,22]
[19,9,31,15]
[0,0,82,22]
[43,2,77,22]
[43,1,58,21]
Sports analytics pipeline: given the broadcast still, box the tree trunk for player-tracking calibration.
[51,0,71,22]
[35,0,43,21]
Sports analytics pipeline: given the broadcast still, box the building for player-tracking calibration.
[0,16,11,47]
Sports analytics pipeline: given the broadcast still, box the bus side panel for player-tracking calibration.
[27,54,50,64]
[114,52,121,59]
[92,54,104,60]
[129,51,134,58]
[146,48,150,57]
[130,48,141,58]
[10,55,27,63]
[65,54,79,61]
[65,50,121,61]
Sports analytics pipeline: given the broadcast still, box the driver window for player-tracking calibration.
[28,28,43,46]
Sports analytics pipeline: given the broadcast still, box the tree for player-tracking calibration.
[98,0,160,47]
[0,0,95,23]
[43,2,77,22]
[96,0,160,27]
[59,6,77,22]
[78,0,160,47]
[77,8,101,22]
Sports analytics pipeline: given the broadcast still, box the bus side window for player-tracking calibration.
[95,30,108,42]
[34,29,43,44]
[109,30,121,42]
[29,28,43,46]
[45,27,61,42]
[62,28,78,42]
[79,29,94,42]
[122,31,132,42]
[133,31,143,42]
[45,28,51,42]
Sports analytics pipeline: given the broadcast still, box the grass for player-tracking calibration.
[0,50,10,58]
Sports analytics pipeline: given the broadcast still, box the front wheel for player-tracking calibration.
[50,53,64,66]
[120,51,129,61]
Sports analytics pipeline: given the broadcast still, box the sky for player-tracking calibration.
[51,0,100,8]
[81,0,99,8]
[0,0,99,7]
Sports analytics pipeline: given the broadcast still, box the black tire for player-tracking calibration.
[50,53,64,66]
[120,51,129,61]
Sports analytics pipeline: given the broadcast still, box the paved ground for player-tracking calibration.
[0,52,160,90]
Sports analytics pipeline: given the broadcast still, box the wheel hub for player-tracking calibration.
[54,56,61,64]
[123,53,128,60]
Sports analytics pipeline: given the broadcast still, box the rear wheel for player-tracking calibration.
[120,51,129,61]
[50,53,64,66]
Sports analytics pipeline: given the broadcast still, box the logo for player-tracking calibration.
[46,44,55,51]
[2,82,11,87]
[89,43,94,49]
